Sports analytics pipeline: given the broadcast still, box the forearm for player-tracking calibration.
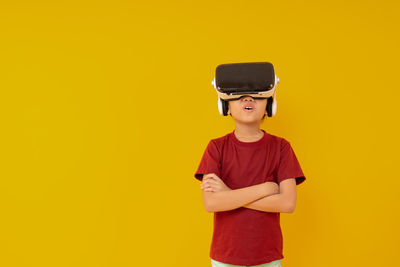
[206,183,269,212]
[243,192,294,213]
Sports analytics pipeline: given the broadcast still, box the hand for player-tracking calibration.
[201,173,231,193]
[264,181,280,195]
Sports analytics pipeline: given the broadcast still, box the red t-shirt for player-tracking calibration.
[194,129,306,266]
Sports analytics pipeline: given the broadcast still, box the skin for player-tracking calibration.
[227,95,268,141]
[200,95,298,213]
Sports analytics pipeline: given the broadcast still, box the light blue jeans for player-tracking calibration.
[211,258,282,267]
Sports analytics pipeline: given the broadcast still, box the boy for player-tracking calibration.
[194,63,306,267]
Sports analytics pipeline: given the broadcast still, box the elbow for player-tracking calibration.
[205,199,226,213]
[286,205,295,213]
[202,190,223,213]
[205,202,220,213]
[206,207,216,213]
[204,203,215,213]
[283,201,296,213]
[203,196,217,213]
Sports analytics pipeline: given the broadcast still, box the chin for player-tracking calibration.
[235,116,263,124]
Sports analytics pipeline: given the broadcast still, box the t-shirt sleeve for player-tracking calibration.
[276,139,306,185]
[194,140,221,182]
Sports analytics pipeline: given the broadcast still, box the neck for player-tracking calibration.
[233,122,263,141]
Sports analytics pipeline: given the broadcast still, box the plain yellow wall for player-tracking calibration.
[1,0,399,266]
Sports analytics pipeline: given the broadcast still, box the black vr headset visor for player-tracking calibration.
[211,62,279,101]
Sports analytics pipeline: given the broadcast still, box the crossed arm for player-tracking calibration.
[200,173,297,213]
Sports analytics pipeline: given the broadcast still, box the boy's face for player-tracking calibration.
[227,95,268,123]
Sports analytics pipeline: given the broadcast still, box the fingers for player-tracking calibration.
[203,176,221,184]
[201,183,216,192]
[202,187,215,192]
[203,173,216,178]
[203,173,221,181]
[201,174,224,192]
[203,177,219,183]
[201,179,221,192]
[201,180,218,190]
[202,177,221,187]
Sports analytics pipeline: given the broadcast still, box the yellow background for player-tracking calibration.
[1,1,399,266]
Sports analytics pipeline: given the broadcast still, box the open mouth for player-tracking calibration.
[243,106,254,112]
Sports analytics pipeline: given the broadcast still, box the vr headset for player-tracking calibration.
[211,62,279,117]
